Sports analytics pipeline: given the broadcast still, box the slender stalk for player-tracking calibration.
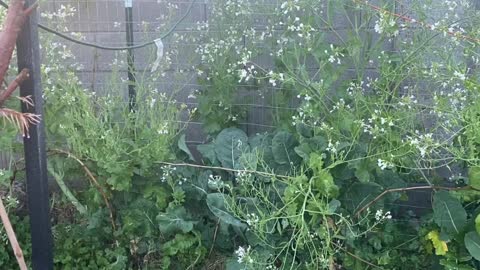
[49,149,117,233]
[0,197,27,270]
[355,185,479,217]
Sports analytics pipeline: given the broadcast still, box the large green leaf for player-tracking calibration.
[197,143,217,165]
[178,134,195,161]
[214,128,249,169]
[206,193,246,229]
[476,214,480,234]
[469,167,480,189]
[271,131,301,165]
[294,143,312,161]
[249,133,275,168]
[341,182,383,213]
[156,206,196,236]
[349,159,372,183]
[465,231,480,261]
[225,259,245,270]
[433,191,467,236]
[375,170,407,203]
[304,136,327,153]
[309,153,338,197]
[296,122,313,138]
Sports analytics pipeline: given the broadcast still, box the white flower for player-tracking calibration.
[235,246,253,264]
[328,55,336,63]
[246,213,259,227]
[407,133,438,158]
[157,123,169,135]
[377,159,394,170]
[375,209,392,221]
[326,140,339,154]
[453,70,466,81]
[269,78,277,87]
[374,20,383,34]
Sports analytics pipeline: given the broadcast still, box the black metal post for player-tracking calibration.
[16,1,53,269]
[125,0,136,111]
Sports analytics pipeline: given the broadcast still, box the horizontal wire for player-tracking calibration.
[0,0,197,50]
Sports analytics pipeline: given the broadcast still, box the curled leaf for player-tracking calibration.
[426,230,448,256]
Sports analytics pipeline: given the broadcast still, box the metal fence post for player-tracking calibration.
[125,0,136,111]
[16,0,53,269]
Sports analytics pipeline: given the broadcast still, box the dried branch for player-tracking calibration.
[0,108,41,137]
[0,0,36,83]
[16,95,34,107]
[156,161,291,179]
[354,185,479,217]
[208,219,220,258]
[0,197,27,270]
[0,68,29,106]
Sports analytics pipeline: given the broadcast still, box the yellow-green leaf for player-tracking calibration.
[469,167,480,189]
[476,214,480,234]
[426,230,448,256]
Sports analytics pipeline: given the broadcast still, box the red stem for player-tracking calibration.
[0,68,29,107]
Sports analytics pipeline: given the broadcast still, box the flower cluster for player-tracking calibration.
[267,71,285,87]
[375,209,392,221]
[377,159,394,170]
[235,246,253,264]
[406,132,440,158]
[236,170,253,184]
[245,213,259,227]
[41,4,76,20]
[160,165,176,183]
[208,174,224,190]
[358,109,395,139]
[374,12,399,37]
[326,140,340,154]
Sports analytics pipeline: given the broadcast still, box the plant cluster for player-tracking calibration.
[2,0,480,269]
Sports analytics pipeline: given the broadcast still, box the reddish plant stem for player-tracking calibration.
[0,0,36,83]
[0,68,29,107]
[353,0,480,44]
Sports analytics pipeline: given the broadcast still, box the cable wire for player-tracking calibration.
[0,0,197,50]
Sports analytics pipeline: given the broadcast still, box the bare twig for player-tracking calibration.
[0,197,27,270]
[156,161,291,179]
[0,68,29,107]
[208,219,221,258]
[49,149,116,233]
[0,108,41,137]
[354,185,479,217]
[0,0,37,83]
[23,0,38,15]
[16,95,34,107]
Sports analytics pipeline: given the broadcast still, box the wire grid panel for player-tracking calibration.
[36,0,314,144]
[33,0,475,143]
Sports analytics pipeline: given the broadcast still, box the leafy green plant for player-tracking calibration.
[2,0,480,269]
